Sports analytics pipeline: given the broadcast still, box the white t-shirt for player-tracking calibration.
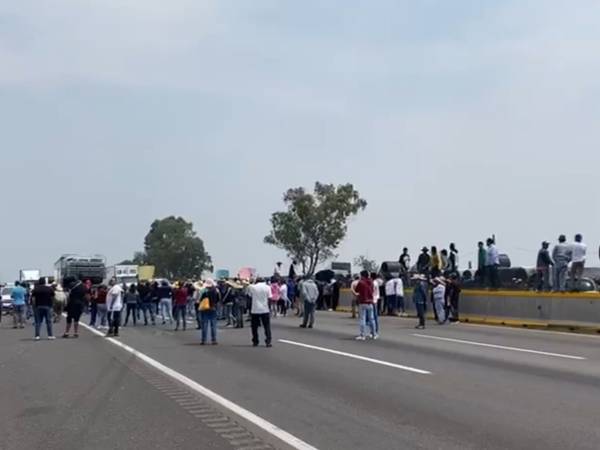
[372,279,382,304]
[279,284,288,301]
[107,285,124,312]
[570,242,587,263]
[385,278,404,297]
[249,282,271,314]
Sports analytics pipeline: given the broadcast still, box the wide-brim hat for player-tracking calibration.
[204,278,215,288]
[226,280,243,289]
[411,274,426,281]
[421,247,429,252]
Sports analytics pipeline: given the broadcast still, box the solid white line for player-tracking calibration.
[278,339,431,375]
[78,322,319,450]
[462,322,600,339]
[412,334,586,360]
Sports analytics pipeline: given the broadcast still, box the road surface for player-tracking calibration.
[1,311,599,449]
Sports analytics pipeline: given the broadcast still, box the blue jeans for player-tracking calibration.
[359,304,376,337]
[200,310,217,343]
[141,303,155,324]
[415,302,426,327]
[34,306,53,338]
[372,304,380,334]
[174,304,187,329]
[302,301,316,327]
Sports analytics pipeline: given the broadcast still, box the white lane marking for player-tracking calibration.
[278,339,431,375]
[78,323,319,450]
[462,322,600,339]
[412,334,586,360]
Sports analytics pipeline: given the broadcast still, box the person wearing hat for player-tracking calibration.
[416,247,431,276]
[432,277,447,325]
[198,279,220,345]
[552,235,571,292]
[536,241,554,292]
[412,274,428,329]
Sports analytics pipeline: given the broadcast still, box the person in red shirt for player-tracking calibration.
[355,271,377,341]
[173,283,189,331]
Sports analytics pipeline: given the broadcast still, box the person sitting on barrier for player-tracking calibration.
[449,243,459,276]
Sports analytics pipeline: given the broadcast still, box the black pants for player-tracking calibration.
[251,313,272,345]
[108,311,122,335]
[124,304,137,326]
[487,265,499,289]
[416,302,426,327]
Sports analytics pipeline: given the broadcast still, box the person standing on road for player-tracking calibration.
[52,284,66,323]
[10,281,27,329]
[350,275,360,319]
[123,284,140,327]
[385,274,404,316]
[412,275,428,329]
[157,280,173,325]
[95,284,108,329]
[299,277,319,329]
[173,282,189,331]
[432,278,447,324]
[371,272,383,334]
[552,235,571,293]
[536,241,554,292]
[331,278,340,311]
[106,279,124,337]
[485,238,500,289]
[269,277,281,318]
[140,282,156,326]
[63,278,88,339]
[198,279,219,345]
[569,234,587,291]
[355,271,377,341]
[278,279,289,317]
[248,278,273,347]
[31,278,55,340]
[446,274,461,323]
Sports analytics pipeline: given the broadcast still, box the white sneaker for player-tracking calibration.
[34,336,40,341]
[372,334,379,340]
[355,335,366,341]
[47,336,56,340]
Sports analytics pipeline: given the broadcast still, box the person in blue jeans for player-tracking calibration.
[31,279,56,340]
[199,279,220,345]
[11,282,27,329]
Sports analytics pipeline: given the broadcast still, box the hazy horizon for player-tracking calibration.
[2,0,599,281]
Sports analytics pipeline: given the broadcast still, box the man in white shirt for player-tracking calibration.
[273,262,283,278]
[485,238,500,289]
[385,275,405,316]
[570,234,587,291]
[106,279,124,337]
[248,278,272,347]
[371,273,382,335]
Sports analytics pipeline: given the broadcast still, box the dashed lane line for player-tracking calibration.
[412,334,586,360]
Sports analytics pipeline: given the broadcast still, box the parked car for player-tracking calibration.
[1,287,13,315]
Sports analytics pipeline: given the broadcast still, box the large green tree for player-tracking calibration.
[136,216,213,280]
[265,182,367,276]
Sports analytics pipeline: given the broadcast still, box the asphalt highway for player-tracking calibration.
[2,311,600,450]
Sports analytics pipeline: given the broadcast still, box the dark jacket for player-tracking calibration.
[201,287,220,310]
[417,253,430,274]
[537,249,554,269]
[412,281,428,305]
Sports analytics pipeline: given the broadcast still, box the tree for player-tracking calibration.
[354,255,378,273]
[138,216,213,280]
[264,182,367,276]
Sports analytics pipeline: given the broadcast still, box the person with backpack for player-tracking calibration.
[199,279,220,345]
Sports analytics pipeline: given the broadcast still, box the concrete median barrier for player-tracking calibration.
[337,289,600,333]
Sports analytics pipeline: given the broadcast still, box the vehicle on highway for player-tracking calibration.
[1,286,13,315]
[54,254,107,285]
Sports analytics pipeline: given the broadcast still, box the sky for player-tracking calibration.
[1,0,599,280]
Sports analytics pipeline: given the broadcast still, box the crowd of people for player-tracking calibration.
[1,234,594,342]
